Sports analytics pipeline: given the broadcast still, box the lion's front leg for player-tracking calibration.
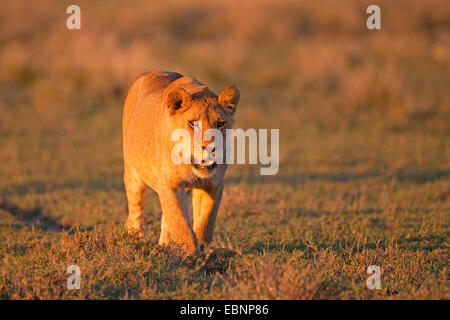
[158,187,200,255]
[193,183,223,246]
[124,166,147,237]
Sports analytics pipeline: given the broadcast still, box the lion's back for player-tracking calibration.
[122,71,182,136]
[122,71,183,183]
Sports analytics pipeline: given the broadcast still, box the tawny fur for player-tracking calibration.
[123,71,239,255]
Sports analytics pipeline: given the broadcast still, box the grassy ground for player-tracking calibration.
[0,0,449,299]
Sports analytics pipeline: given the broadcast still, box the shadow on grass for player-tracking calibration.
[0,200,71,232]
[291,208,383,218]
[0,177,124,197]
[249,241,307,254]
[397,234,448,252]
[193,248,239,276]
[1,169,447,197]
[226,168,450,185]
[248,235,448,255]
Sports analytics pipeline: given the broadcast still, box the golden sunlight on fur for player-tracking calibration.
[123,71,240,255]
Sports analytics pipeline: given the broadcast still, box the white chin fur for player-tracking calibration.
[201,159,215,167]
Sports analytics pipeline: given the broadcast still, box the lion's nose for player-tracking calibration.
[202,145,216,155]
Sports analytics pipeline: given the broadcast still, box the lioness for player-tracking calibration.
[123,71,240,255]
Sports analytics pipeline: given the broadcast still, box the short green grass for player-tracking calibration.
[0,0,448,299]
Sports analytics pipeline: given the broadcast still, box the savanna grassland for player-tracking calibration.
[0,0,449,299]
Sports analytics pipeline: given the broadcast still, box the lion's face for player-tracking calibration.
[166,86,240,178]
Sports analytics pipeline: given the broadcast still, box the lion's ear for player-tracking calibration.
[166,87,192,115]
[218,86,240,115]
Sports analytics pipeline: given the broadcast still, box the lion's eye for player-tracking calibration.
[217,121,226,128]
[189,120,199,128]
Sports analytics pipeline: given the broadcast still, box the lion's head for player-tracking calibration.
[166,85,240,178]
